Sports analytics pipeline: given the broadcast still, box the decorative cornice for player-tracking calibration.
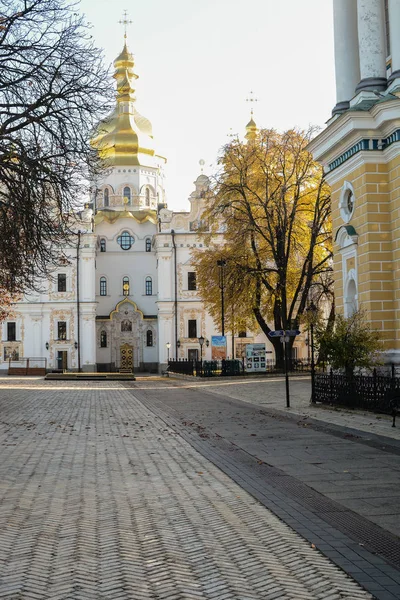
[308,97,400,167]
[328,129,400,172]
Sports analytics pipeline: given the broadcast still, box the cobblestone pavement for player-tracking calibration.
[0,379,372,599]
[166,376,400,441]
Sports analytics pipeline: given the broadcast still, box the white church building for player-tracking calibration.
[0,41,303,374]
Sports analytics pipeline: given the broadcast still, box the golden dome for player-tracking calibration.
[114,42,135,68]
[245,115,258,142]
[92,42,156,166]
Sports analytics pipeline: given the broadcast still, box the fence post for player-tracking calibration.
[330,369,333,404]
[373,367,377,404]
[26,358,29,376]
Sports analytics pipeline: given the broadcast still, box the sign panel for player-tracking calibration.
[268,330,285,338]
[245,343,267,373]
[269,329,300,338]
[211,336,227,360]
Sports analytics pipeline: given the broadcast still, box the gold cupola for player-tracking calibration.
[92,42,156,166]
[245,114,258,142]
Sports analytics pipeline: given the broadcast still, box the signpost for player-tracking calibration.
[268,330,301,408]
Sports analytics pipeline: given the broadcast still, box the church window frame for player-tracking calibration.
[123,186,131,205]
[100,276,107,296]
[104,188,109,207]
[122,276,130,296]
[188,319,197,338]
[57,273,67,292]
[100,238,106,252]
[7,322,16,342]
[145,238,152,252]
[117,231,135,250]
[187,271,197,290]
[57,321,67,341]
[145,188,150,206]
[146,330,153,347]
[145,276,152,296]
[339,181,355,223]
[100,330,107,348]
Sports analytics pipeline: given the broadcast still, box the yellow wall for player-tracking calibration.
[332,161,398,349]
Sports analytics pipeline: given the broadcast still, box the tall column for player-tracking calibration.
[332,0,360,115]
[356,0,387,92]
[388,0,400,83]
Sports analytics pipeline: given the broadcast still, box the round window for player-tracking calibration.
[346,190,354,215]
[117,231,135,250]
[340,182,355,223]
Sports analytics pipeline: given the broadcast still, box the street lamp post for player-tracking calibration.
[217,259,226,336]
[307,301,318,404]
[166,342,171,363]
[198,335,205,375]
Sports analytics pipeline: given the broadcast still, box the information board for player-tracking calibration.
[245,343,267,372]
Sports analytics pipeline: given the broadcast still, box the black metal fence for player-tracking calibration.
[167,359,195,376]
[167,359,243,377]
[167,358,314,377]
[315,369,400,414]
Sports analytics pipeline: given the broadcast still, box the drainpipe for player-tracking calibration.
[76,231,81,372]
[171,229,178,360]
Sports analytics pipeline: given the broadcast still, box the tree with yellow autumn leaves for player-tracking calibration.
[192,127,332,364]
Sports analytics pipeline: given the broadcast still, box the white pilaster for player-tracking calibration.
[332,0,360,114]
[356,0,387,92]
[81,314,96,371]
[388,0,400,86]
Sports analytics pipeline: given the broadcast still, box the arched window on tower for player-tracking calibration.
[123,186,131,205]
[145,238,152,252]
[145,188,150,206]
[100,238,106,252]
[100,330,107,348]
[145,276,152,296]
[346,278,358,318]
[146,330,153,347]
[122,276,130,296]
[104,188,109,207]
[100,277,107,296]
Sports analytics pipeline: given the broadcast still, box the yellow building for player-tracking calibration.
[309,0,400,362]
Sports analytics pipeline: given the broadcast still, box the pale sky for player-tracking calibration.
[79,0,335,210]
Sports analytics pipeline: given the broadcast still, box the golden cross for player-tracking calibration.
[119,10,132,39]
[246,90,259,117]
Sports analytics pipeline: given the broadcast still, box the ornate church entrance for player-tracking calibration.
[120,343,133,372]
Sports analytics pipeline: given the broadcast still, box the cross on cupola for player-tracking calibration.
[118,10,132,40]
[246,90,259,118]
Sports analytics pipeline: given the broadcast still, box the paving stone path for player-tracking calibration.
[0,380,372,599]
